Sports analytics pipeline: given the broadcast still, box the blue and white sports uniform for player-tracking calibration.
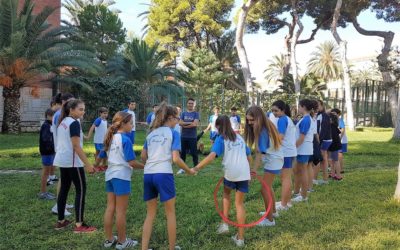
[276,115,297,168]
[211,134,251,193]
[209,114,219,141]
[51,109,61,151]
[295,114,314,163]
[230,115,241,133]
[339,118,348,153]
[123,109,136,145]
[99,133,135,196]
[267,112,278,127]
[93,117,107,151]
[146,112,155,126]
[143,126,181,202]
[257,128,283,174]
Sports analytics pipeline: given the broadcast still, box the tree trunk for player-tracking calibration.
[393,89,400,139]
[395,162,400,201]
[331,0,355,131]
[290,0,303,106]
[2,84,21,134]
[283,14,296,76]
[351,18,398,130]
[236,0,258,107]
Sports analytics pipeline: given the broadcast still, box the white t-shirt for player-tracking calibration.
[125,109,136,131]
[93,117,107,144]
[53,117,84,168]
[267,112,278,127]
[230,115,241,131]
[280,116,297,157]
[101,133,135,181]
[209,115,218,132]
[211,135,251,182]
[296,115,314,155]
[143,126,181,174]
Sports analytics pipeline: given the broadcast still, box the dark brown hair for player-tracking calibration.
[215,115,236,142]
[57,99,82,127]
[150,102,178,131]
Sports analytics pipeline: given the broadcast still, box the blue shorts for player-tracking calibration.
[127,131,135,145]
[340,143,348,153]
[106,178,131,196]
[224,178,249,193]
[144,174,175,202]
[264,169,281,174]
[283,157,294,169]
[297,155,310,164]
[329,151,339,161]
[320,140,332,151]
[41,155,55,166]
[94,143,104,151]
[210,131,218,141]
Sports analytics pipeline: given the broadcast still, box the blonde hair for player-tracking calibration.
[103,111,132,152]
[150,102,178,131]
[244,106,281,151]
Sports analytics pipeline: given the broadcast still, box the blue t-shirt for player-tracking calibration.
[212,135,251,157]
[299,115,311,135]
[180,111,200,138]
[277,115,289,135]
[93,117,102,127]
[146,112,154,125]
[339,118,345,129]
[99,133,135,162]
[257,128,270,154]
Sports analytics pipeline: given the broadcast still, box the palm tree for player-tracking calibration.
[274,73,327,99]
[0,0,100,133]
[351,64,382,85]
[107,39,178,104]
[307,41,342,82]
[264,54,287,84]
[63,0,120,25]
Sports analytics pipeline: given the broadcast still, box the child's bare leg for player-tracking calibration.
[235,191,246,240]
[164,198,177,250]
[280,168,292,206]
[104,193,116,241]
[141,199,157,250]
[116,194,129,243]
[223,186,231,220]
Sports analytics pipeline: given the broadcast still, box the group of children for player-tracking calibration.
[38,94,347,249]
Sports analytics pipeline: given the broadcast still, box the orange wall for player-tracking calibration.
[19,0,61,29]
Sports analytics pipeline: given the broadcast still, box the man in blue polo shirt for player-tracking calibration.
[177,98,200,174]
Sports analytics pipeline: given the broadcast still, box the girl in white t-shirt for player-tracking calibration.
[98,111,145,249]
[194,115,252,247]
[141,103,196,250]
[53,99,96,233]
[270,100,297,211]
[244,106,283,227]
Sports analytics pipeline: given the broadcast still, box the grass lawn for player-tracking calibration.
[0,128,399,249]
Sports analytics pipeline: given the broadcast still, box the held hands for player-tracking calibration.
[250,168,257,180]
[186,168,197,176]
[85,164,96,174]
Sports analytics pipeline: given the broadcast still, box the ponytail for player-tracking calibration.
[103,112,132,152]
[57,98,81,127]
[150,102,177,131]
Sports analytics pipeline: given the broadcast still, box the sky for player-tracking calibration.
[61,0,400,88]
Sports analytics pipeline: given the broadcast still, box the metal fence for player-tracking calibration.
[324,80,399,127]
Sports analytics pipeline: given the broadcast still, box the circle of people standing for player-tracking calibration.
[38,93,347,249]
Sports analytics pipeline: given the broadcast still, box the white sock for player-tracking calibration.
[50,175,56,179]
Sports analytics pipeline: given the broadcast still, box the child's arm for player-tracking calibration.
[128,160,145,169]
[71,136,95,173]
[204,122,211,132]
[296,134,305,147]
[194,152,216,171]
[84,124,95,140]
[252,152,263,174]
[141,148,148,164]
[172,151,196,175]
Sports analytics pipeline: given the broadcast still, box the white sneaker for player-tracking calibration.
[103,236,117,248]
[116,238,138,249]
[257,218,275,227]
[319,180,329,185]
[66,204,74,209]
[216,223,229,234]
[312,179,320,185]
[291,196,308,203]
[51,204,72,216]
[176,169,185,175]
[258,211,279,217]
[276,203,289,212]
[276,201,292,208]
[231,234,245,247]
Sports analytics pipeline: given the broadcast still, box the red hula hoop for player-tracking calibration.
[213,175,273,228]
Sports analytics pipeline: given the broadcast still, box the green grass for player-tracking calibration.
[0,128,399,249]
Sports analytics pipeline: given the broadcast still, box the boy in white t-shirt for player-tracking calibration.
[85,107,108,171]
[123,101,137,145]
[204,106,220,143]
[229,107,241,134]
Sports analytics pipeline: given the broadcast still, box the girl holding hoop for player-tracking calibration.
[270,101,297,211]
[194,115,252,247]
[244,106,283,227]
[141,103,196,250]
